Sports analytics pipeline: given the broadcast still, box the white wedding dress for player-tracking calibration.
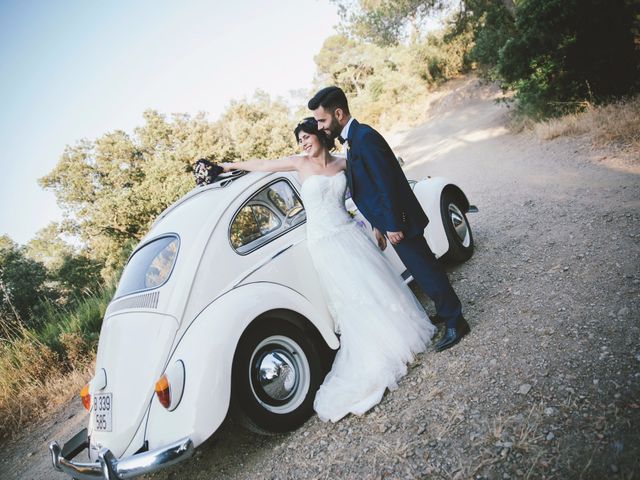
[301,171,436,423]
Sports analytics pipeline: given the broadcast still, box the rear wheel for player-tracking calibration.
[231,318,329,434]
[439,190,474,264]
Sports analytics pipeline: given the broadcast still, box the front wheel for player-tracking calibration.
[231,318,328,434]
[439,190,474,264]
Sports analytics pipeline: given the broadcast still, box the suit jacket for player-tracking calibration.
[345,119,428,239]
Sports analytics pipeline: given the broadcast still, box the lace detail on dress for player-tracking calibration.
[301,173,354,243]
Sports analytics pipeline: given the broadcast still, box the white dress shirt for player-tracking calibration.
[340,117,355,143]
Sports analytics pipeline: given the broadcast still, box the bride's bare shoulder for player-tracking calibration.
[331,155,347,170]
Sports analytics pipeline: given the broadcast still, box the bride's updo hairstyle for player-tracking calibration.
[294,117,335,151]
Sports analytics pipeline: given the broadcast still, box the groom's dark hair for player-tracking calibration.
[308,86,350,115]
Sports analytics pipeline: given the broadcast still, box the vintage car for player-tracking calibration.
[50,165,476,479]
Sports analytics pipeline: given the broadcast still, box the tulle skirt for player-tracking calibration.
[309,222,436,422]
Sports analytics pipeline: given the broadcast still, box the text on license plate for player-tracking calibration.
[93,393,112,432]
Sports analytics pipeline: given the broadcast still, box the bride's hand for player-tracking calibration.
[373,228,387,250]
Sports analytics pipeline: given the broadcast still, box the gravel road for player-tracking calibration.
[2,76,638,479]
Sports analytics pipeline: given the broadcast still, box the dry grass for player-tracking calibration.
[0,285,110,439]
[534,96,640,150]
[0,330,94,439]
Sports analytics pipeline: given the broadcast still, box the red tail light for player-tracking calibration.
[155,374,171,409]
[80,383,91,410]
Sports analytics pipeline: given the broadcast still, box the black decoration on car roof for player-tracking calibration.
[193,159,248,187]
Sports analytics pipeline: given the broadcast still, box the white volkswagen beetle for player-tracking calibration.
[50,165,476,479]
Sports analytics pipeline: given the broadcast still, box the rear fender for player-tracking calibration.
[144,282,338,449]
[414,177,470,258]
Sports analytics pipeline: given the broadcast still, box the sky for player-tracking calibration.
[0,0,340,245]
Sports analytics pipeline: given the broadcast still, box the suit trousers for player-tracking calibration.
[392,234,462,327]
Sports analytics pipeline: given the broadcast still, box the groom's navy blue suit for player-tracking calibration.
[345,119,463,327]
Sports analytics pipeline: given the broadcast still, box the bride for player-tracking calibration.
[220,117,436,423]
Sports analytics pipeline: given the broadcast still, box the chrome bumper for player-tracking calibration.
[49,429,194,479]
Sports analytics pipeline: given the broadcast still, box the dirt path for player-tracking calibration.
[2,76,638,479]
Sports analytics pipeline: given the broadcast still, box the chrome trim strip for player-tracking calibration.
[112,234,181,301]
[233,240,304,287]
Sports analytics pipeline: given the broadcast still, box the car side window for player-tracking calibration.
[229,179,306,254]
[267,181,305,224]
[230,205,281,249]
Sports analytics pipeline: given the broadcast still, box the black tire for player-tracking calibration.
[439,189,474,264]
[231,318,328,434]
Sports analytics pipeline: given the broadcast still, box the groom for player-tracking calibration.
[308,86,470,352]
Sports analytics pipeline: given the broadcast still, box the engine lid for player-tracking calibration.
[88,311,178,459]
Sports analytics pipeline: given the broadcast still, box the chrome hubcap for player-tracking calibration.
[249,335,310,414]
[448,203,470,247]
[258,351,297,401]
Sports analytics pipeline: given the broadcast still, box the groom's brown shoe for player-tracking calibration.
[428,314,445,325]
[434,316,470,352]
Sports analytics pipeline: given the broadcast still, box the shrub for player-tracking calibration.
[0,285,112,438]
[497,0,640,118]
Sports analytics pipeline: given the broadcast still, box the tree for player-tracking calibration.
[25,223,74,270]
[314,35,385,94]
[40,95,297,277]
[497,0,640,117]
[335,0,640,118]
[452,0,516,73]
[217,91,298,161]
[54,254,103,300]
[0,238,56,332]
[334,0,448,45]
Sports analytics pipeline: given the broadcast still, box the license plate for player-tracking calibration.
[93,393,112,432]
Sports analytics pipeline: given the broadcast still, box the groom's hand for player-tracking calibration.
[373,228,387,250]
[387,230,404,245]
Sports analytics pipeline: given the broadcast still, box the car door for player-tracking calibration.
[229,176,333,322]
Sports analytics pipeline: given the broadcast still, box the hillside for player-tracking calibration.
[2,76,638,480]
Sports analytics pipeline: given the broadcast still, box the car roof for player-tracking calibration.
[146,170,301,244]
[153,172,271,225]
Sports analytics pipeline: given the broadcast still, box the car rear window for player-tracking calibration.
[115,235,179,298]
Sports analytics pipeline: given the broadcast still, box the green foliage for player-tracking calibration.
[218,91,298,161]
[414,27,474,80]
[24,223,103,305]
[54,254,103,301]
[0,284,113,438]
[40,94,297,277]
[314,28,472,130]
[314,34,383,95]
[36,285,114,359]
[462,0,516,77]
[0,240,57,332]
[496,0,640,118]
[337,0,640,118]
[25,223,74,270]
[334,0,446,46]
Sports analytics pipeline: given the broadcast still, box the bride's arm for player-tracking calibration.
[220,155,303,173]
